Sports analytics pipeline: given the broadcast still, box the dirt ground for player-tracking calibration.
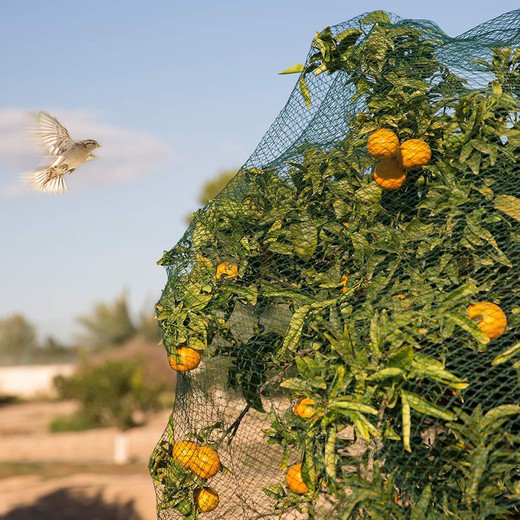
[0,400,171,519]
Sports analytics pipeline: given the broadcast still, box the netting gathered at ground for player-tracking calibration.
[149,10,520,519]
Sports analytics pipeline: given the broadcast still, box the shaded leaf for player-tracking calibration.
[495,194,520,221]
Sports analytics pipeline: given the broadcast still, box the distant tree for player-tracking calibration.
[186,168,238,223]
[77,293,137,350]
[35,335,76,362]
[198,168,237,205]
[53,357,165,463]
[41,335,69,355]
[0,314,37,363]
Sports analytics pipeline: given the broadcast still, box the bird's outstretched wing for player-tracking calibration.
[31,112,75,157]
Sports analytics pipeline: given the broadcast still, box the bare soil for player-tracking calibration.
[0,400,171,519]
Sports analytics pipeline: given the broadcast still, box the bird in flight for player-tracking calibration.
[27,112,100,194]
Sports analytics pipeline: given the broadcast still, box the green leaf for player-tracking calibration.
[302,438,317,492]
[410,484,432,520]
[470,138,495,155]
[360,10,392,25]
[445,311,490,345]
[401,391,411,452]
[388,346,414,371]
[466,151,481,175]
[290,217,318,261]
[467,446,489,499]
[491,342,520,366]
[227,284,258,305]
[354,182,382,205]
[368,367,404,381]
[183,284,212,311]
[299,75,312,108]
[279,378,310,392]
[412,355,469,389]
[402,390,456,421]
[481,405,520,432]
[324,427,337,480]
[494,194,520,221]
[335,28,362,45]
[279,63,305,75]
[278,305,310,356]
[328,399,378,415]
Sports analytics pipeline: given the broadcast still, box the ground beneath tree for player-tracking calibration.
[0,400,171,519]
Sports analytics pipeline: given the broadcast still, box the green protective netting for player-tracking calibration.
[149,10,520,519]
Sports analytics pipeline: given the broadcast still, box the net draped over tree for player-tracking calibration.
[150,10,520,519]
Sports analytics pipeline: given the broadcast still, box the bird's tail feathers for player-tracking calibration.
[22,167,69,194]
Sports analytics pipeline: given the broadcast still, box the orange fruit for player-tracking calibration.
[286,463,309,494]
[168,346,201,372]
[367,129,400,160]
[172,440,199,468]
[190,446,221,479]
[340,274,349,294]
[467,302,507,340]
[294,397,316,419]
[397,138,431,169]
[216,261,238,279]
[373,160,407,190]
[194,486,220,512]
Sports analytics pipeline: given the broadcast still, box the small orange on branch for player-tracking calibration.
[294,397,316,419]
[190,445,221,479]
[194,486,220,512]
[168,346,202,372]
[373,160,407,190]
[397,138,432,169]
[367,129,400,160]
[172,440,199,468]
[467,301,507,340]
[285,463,310,494]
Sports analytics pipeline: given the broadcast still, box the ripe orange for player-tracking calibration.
[340,274,349,294]
[216,261,238,279]
[194,486,220,512]
[373,160,407,190]
[294,397,316,419]
[172,440,199,468]
[190,445,221,479]
[397,138,431,169]
[367,129,400,160]
[467,302,507,340]
[286,463,309,494]
[168,346,201,372]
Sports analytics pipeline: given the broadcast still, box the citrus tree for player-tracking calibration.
[152,11,520,519]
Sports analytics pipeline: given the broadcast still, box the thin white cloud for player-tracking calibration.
[0,108,173,197]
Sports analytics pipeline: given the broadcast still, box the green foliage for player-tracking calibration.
[0,314,37,363]
[53,358,164,431]
[155,11,520,519]
[77,293,159,350]
[186,168,238,224]
[198,168,238,206]
[77,293,136,350]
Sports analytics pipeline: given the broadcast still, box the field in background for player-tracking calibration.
[0,399,170,519]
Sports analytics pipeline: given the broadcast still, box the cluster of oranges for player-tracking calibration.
[172,440,222,512]
[367,129,432,190]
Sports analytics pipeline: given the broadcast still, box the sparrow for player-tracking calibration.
[27,112,100,194]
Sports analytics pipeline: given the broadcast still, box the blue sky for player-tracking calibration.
[0,0,518,342]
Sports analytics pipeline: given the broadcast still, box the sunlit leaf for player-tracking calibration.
[279,63,305,75]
